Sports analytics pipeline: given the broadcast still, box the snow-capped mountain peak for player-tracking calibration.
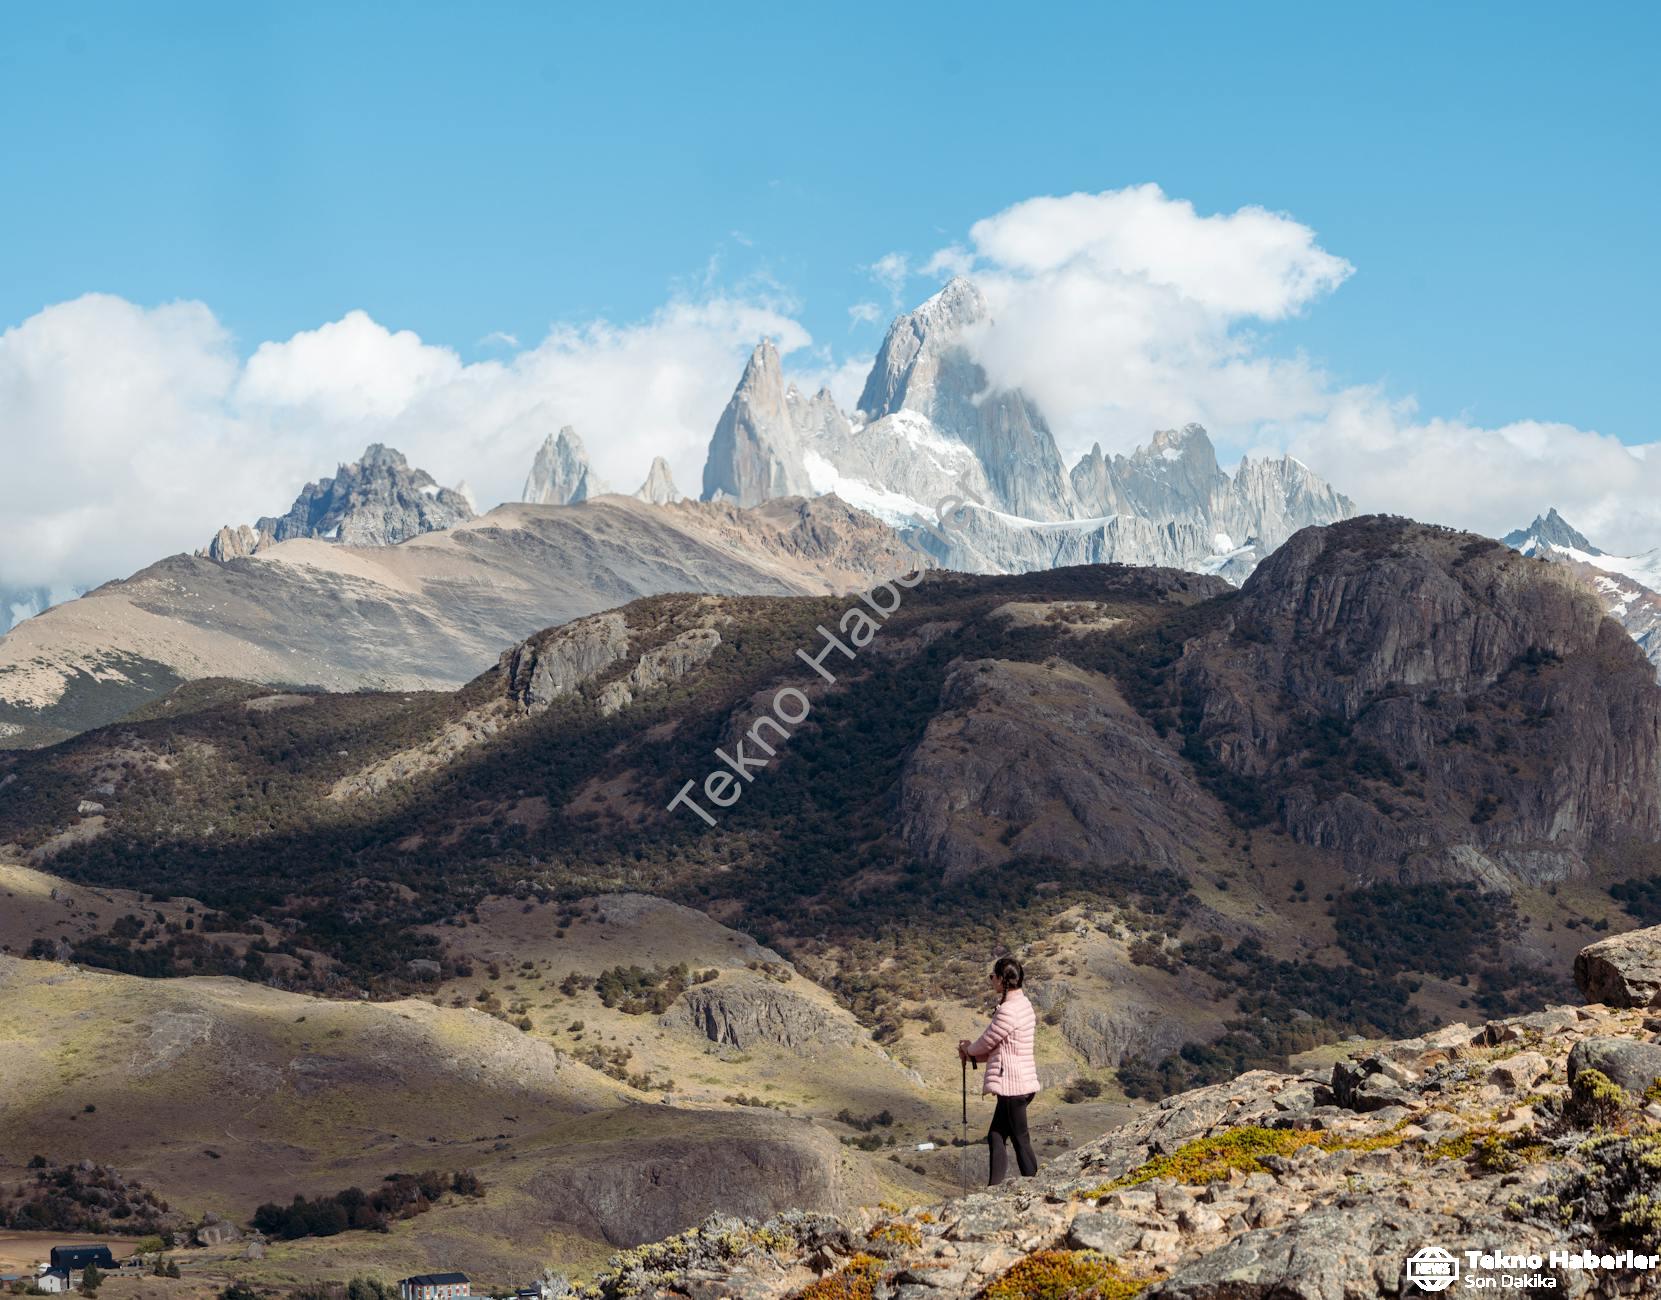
[1502,507,1603,557]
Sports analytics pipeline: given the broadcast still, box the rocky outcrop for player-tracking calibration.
[205,522,275,562]
[632,456,681,504]
[666,974,857,1052]
[500,612,632,709]
[490,598,728,723]
[524,1108,844,1249]
[899,652,1229,883]
[1173,516,1661,885]
[701,341,814,507]
[1038,982,1202,1068]
[202,444,474,556]
[1576,925,1661,1008]
[595,625,722,716]
[524,427,609,505]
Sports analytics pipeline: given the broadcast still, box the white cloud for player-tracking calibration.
[935,184,1657,553]
[867,252,910,303]
[4,183,1652,610]
[965,185,1352,319]
[847,301,881,326]
[944,184,1350,455]
[0,292,811,593]
[1270,389,1661,554]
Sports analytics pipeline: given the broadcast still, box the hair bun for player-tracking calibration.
[993,956,1024,992]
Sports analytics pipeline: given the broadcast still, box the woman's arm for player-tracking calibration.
[964,1004,1014,1060]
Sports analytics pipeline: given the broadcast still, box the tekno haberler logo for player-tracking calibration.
[1406,1247,1461,1293]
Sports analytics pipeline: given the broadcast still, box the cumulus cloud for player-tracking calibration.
[946,184,1350,454]
[5,182,1653,609]
[0,292,809,593]
[942,183,1658,554]
[1269,391,1661,553]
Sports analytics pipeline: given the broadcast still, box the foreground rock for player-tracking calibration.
[1576,924,1661,1008]
[568,937,1661,1298]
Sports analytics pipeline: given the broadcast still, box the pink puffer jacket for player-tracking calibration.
[967,989,1041,1097]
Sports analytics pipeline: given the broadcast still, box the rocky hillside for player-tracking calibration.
[563,925,1661,1298]
[1174,518,1661,885]
[4,516,1657,1103]
[0,493,915,747]
[0,880,932,1278]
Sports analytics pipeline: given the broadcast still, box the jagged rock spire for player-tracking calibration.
[633,456,682,504]
[524,427,609,506]
[700,340,813,507]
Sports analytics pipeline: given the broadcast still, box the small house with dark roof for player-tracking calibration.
[36,1268,71,1294]
[50,1247,116,1274]
[399,1273,470,1300]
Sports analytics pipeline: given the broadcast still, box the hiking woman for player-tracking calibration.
[957,955,1040,1184]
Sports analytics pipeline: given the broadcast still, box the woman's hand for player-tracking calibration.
[957,1039,973,1062]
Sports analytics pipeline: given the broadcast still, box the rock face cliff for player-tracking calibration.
[667,973,858,1052]
[701,340,815,507]
[524,426,610,505]
[204,443,474,559]
[1174,516,1661,885]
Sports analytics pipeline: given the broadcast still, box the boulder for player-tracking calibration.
[1066,1208,1140,1256]
[195,1219,241,1246]
[1487,1051,1549,1092]
[1574,926,1661,1008]
[1565,1037,1661,1096]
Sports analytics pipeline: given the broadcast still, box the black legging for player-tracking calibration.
[987,1092,1038,1184]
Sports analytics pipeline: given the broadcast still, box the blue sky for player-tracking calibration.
[4,2,1661,604]
[3,2,1654,438]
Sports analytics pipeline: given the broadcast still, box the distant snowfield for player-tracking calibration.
[1543,541,1661,592]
